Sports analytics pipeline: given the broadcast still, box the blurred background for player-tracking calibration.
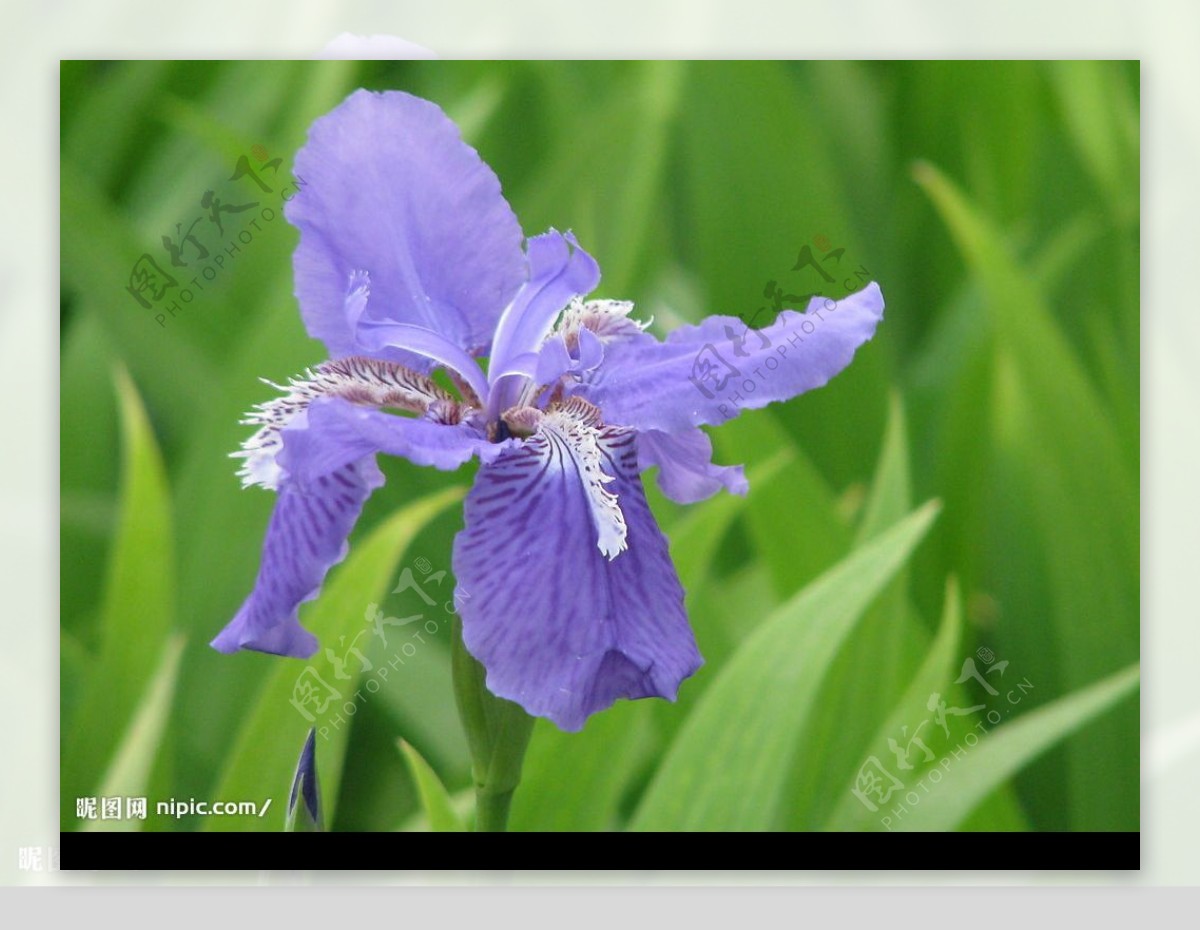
[59,60,1139,833]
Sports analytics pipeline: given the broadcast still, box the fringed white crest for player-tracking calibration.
[539,397,628,560]
[557,297,650,351]
[233,356,455,490]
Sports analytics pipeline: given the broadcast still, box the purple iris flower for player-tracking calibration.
[211,89,884,731]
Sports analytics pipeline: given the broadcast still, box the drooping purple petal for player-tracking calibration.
[232,355,459,492]
[214,378,505,659]
[285,89,525,361]
[579,283,885,434]
[487,231,600,417]
[210,456,384,658]
[278,397,505,485]
[453,426,703,731]
[637,427,748,504]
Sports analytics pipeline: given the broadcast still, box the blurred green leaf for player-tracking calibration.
[1047,61,1139,224]
[782,390,930,829]
[205,486,465,831]
[893,664,1139,832]
[667,447,790,590]
[630,500,940,831]
[61,60,175,194]
[510,702,655,833]
[514,61,684,298]
[62,367,175,828]
[398,740,467,833]
[61,158,217,391]
[916,161,1138,830]
[84,635,187,832]
[715,412,851,599]
[824,579,963,830]
[856,390,912,546]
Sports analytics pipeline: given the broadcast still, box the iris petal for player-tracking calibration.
[286,89,526,361]
[355,320,490,405]
[216,393,501,659]
[279,397,505,485]
[453,426,702,731]
[580,283,885,433]
[637,427,748,504]
[487,231,601,417]
[210,457,384,658]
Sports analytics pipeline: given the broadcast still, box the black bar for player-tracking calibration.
[60,830,1139,871]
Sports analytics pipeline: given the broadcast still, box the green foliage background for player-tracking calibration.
[59,60,1139,833]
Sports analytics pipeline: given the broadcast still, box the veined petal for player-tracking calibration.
[637,427,748,504]
[453,424,702,731]
[215,377,499,658]
[211,457,384,658]
[286,89,525,360]
[580,283,885,433]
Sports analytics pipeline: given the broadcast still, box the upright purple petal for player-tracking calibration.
[211,457,384,658]
[637,427,748,504]
[286,89,525,361]
[487,231,600,417]
[579,283,885,434]
[453,427,702,731]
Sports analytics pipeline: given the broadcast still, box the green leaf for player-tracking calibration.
[1046,61,1138,224]
[714,412,852,599]
[398,740,467,832]
[856,390,912,545]
[59,161,217,429]
[514,61,684,298]
[60,313,121,638]
[891,664,1140,832]
[823,578,963,831]
[63,367,175,829]
[205,486,465,831]
[781,391,929,829]
[509,702,656,832]
[629,500,940,831]
[84,634,187,832]
[666,446,791,592]
[915,162,1138,830]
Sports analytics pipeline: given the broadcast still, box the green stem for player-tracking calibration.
[450,617,535,832]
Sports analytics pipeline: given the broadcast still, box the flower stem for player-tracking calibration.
[450,617,534,832]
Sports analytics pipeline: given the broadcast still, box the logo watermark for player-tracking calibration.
[849,647,1035,830]
[124,146,306,328]
[73,796,272,821]
[689,235,874,421]
[17,845,59,873]
[289,555,469,739]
